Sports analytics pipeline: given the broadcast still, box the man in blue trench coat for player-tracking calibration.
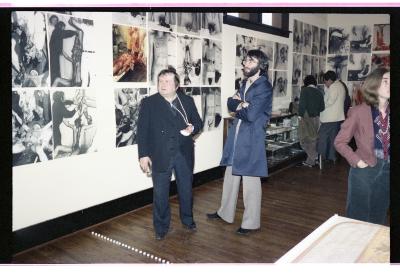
[207,49,272,235]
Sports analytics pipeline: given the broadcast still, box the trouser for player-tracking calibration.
[299,115,319,165]
[346,158,390,224]
[217,166,262,229]
[317,121,341,161]
[151,152,194,235]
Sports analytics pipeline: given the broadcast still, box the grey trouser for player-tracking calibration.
[217,166,262,229]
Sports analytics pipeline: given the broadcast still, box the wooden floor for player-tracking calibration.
[13,160,349,263]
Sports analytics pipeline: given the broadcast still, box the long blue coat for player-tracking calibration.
[220,74,272,177]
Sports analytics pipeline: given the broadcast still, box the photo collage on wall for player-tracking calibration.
[113,12,223,146]
[292,19,327,103]
[12,11,98,167]
[327,23,390,105]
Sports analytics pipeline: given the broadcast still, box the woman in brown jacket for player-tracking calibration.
[334,68,390,224]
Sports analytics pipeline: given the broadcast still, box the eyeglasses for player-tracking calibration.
[242,57,259,65]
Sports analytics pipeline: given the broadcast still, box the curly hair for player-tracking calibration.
[361,67,389,107]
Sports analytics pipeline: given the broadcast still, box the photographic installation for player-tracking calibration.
[272,71,288,98]
[311,56,319,81]
[202,39,222,86]
[320,28,327,56]
[113,25,147,82]
[348,53,371,81]
[292,85,300,103]
[182,87,202,119]
[148,12,176,32]
[371,53,390,71]
[177,13,201,36]
[312,25,319,55]
[372,24,390,51]
[302,54,312,77]
[274,42,288,70]
[303,23,312,55]
[47,12,95,87]
[177,35,202,86]
[112,12,146,28]
[328,26,350,54]
[115,88,148,147]
[201,13,223,39]
[327,55,348,81]
[256,39,274,69]
[201,87,222,132]
[318,57,326,84]
[11,11,50,88]
[347,81,364,106]
[350,25,372,53]
[236,34,257,66]
[292,53,302,85]
[12,90,53,166]
[148,30,177,86]
[293,19,303,53]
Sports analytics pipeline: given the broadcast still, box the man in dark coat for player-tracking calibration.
[137,67,202,240]
[207,49,272,235]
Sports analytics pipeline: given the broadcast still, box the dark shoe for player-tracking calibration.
[155,233,166,240]
[236,227,259,235]
[183,222,197,231]
[302,161,314,167]
[207,212,222,220]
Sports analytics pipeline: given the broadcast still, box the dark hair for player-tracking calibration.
[52,91,64,102]
[49,15,59,23]
[157,66,180,87]
[323,70,337,82]
[361,67,389,107]
[246,49,269,74]
[304,75,317,87]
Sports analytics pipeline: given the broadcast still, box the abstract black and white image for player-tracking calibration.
[47,13,95,87]
[182,87,202,119]
[113,25,147,82]
[350,25,372,53]
[177,35,202,86]
[372,24,390,51]
[201,87,221,132]
[272,71,288,98]
[148,30,176,86]
[312,25,319,55]
[293,19,303,53]
[302,55,312,78]
[292,85,300,103]
[115,88,148,147]
[303,23,312,55]
[371,53,390,72]
[235,67,245,92]
[320,28,327,56]
[112,12,146,27]
[327,55,348,81]
[177,13,201,36]
[11,11,50,88]
[311,56,319,81]
[292,53,302,85]
[318,57,326,84]
[201,13,223,39]
[256,39,273,68]
[274,42,288,70]
[348,53,371,81]
[148,12,176,32]
[236,34,257,66]
[202,39,222,86]
[12,90,53,166]
[329,27,350,55]
[51,89,97,159]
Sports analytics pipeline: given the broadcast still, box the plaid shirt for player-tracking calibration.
[371,106,390,161]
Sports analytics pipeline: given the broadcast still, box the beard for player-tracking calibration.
[243,65,260,78]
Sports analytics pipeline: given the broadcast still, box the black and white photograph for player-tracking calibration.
[235,67,245,92]
[50,89,97,159]
[318,57,326,84]
[201,13,223,39]
[350,25,372,53]
[291,85,301,103]
[303,23,312,55]
[202,39,222,86]
[292,53,302,85]
[236,34,257,66]
[12,90,53,166]
[148,30,177,86]
[327,55,348,81]
[274,42,288,70]
[112,12,146,28]
[115,88,148,147]
[328,26,350,54]
[293,19,303,53]
[177,35,202,86]
[371,53,390,72]
[177,13,201,36]
[372,24,390,51]
[47,12,95,87]
[272,71,288,98]
[302,54,312,77]
[311,56,319,81]
[148,12,176,32]
[182,87,202,119]
[320,28,327,56]
[348,81,364,106]
[312,25,319,55]
[11,11,50,88]
[201,87,222,132]
[347,53,371,81]
[256,38,274,68]
[113,24,147,82]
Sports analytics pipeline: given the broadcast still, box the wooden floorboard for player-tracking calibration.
[13,160,350,263]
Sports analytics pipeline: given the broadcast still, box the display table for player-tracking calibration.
[276,215,389,263]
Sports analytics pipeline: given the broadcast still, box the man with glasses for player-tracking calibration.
[207,49,272,235]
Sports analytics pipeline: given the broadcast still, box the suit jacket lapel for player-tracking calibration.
[156,93,176,126]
